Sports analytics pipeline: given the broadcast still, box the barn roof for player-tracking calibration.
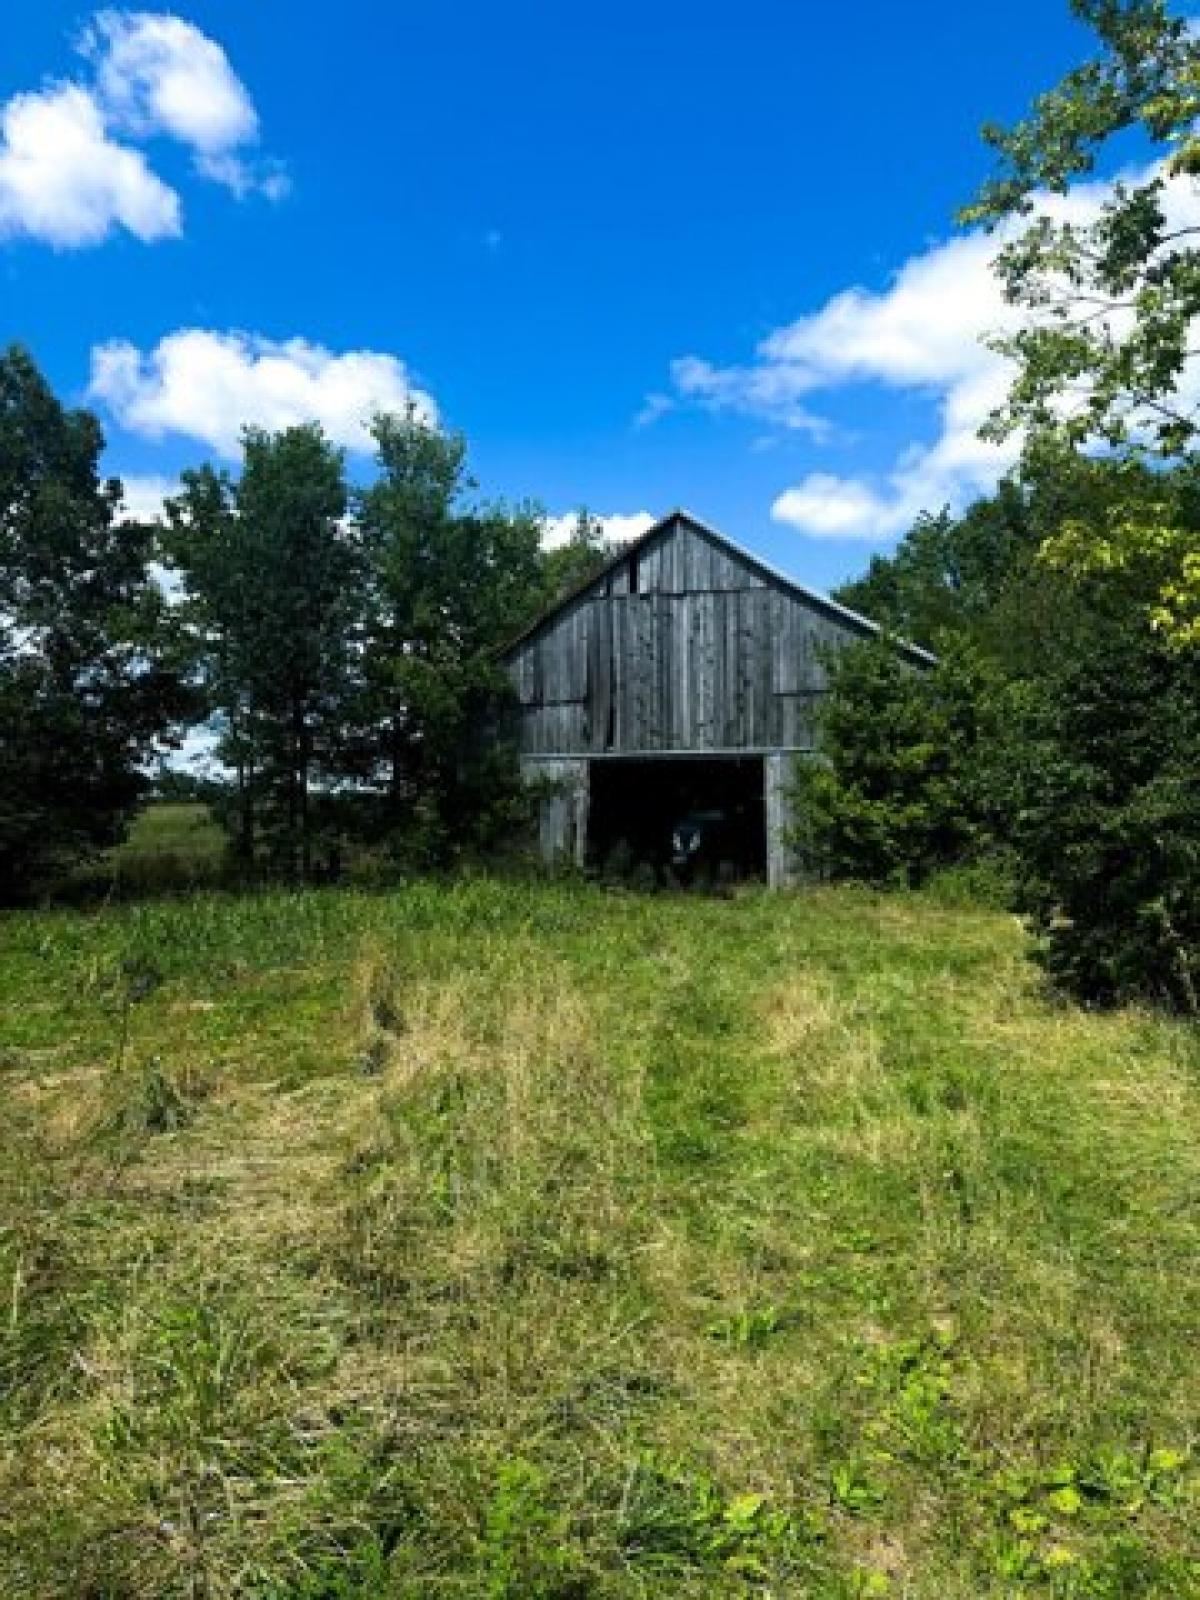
[504,508,937,666]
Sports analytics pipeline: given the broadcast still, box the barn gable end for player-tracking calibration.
[501,510,931,886]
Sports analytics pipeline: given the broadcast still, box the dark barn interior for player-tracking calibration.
[587,756,767,883]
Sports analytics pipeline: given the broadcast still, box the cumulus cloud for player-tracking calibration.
[86,12,256,150]
[771,475,895,540]
[0,11,281,248]
[762,226,1029,539]
[660,169,1200,541]
[541,511,656,550]
[83,10,284,198]
[773,360,1021,542]
[90,329,437,457]
[0,83,180,246]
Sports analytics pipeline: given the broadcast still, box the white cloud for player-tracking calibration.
[90,328,437,457]
[541,511,656,550]
[83,10,283,199]
[773,358,1023,541]
[0,12,280,249]
[634,392,675,428]
[663,169,1200,541]
[87,11,256,151]
[668,354,831,438]
[771,475,895,540]
[0,83,180,246]
[116,471,178,522]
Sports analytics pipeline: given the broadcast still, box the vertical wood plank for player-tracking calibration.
[765,752,803,887]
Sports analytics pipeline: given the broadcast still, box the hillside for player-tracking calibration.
[2,878,1199,1597]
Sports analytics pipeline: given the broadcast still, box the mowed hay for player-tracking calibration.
[1,880,1199,1596]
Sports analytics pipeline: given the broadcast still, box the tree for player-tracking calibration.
[964,0,1200,644]
[166,425,357,877]
[835,481,1043,654]
[790,640,989,889]
[538,510,621,607]
[0,346,188,900]
[354,412,545,864]
[824,454,1200,1009]
[1004,548,1200,1011]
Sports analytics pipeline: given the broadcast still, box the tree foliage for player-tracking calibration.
[1007,569,1200,1010]
[538,511,622,607]
[354,412,546,865]
[791,640,987,889]
[166,425,358,876]
[0,346,187,900]
[835,483,1044,655]
[814,453,1200,1011]
[0,348,628,896]
[964,0,1200,645]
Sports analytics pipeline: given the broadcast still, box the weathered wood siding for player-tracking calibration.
[521,757,589,867]
[506,514,863,758]
[765,751,805,888]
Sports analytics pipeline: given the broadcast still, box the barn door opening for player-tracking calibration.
[587,756,766,884]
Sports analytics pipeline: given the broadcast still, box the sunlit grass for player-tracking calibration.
[2,880,1198,1595]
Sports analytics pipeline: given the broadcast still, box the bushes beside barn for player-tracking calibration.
[796,466,1200,1015]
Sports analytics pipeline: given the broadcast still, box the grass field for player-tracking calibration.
[69,801,231,899]
[3,856,1200,1594]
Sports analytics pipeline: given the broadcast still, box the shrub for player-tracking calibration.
[1007,605,1200,1012]
[789,640,986,889]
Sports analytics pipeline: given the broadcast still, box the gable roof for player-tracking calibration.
[503,508,937,666]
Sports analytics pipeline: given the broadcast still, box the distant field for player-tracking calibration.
[2,880,1198,1596]
[74,801,229,897]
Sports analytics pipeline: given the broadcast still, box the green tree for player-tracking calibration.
[837,455,1177,669]
[1005,549,1200,1011]
[0,346,188,900]
[826,455,1200,1009]
[791,640,989,889]
[835,482,1042,655]
[166,425,357,877]
[964,0,1200,643]
[355,412,544,864]
[538,510,622,606]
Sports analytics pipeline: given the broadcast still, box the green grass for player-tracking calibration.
[69,801,230,899]
[2,878,1199,1596]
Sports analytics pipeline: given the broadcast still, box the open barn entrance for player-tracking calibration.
[587,756,766,885]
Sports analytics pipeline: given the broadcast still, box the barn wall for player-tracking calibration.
[521,757,589,868]
[506,518,858,760]
[504,515,907,885]
[765,752,806,888]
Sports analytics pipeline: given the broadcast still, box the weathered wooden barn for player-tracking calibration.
[502,510,934,885]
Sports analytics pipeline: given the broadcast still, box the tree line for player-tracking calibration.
[0,345,613,901]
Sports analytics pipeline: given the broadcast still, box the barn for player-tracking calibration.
[501,509,934,886]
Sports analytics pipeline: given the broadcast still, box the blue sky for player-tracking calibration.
[0,0,1133,590]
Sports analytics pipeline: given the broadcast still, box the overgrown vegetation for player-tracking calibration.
[2,877,1199,1596]
[799,452,1200,1014]
[6,2,1200,1592]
